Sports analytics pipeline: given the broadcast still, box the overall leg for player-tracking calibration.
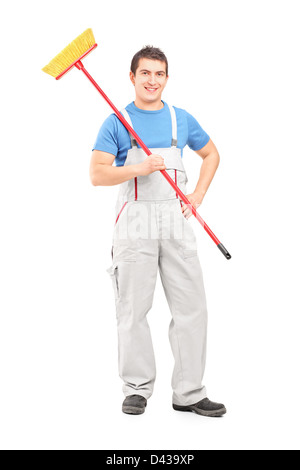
[158,202,208,406]
[109,235,159,400]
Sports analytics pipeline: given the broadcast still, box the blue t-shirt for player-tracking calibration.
[92,100,210,167]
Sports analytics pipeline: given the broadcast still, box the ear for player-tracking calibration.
[129,71,135,85]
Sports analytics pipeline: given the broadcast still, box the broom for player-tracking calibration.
[42,28,231,260]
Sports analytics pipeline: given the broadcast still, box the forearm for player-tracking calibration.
[194,152,220,202]
[91,163,140,186]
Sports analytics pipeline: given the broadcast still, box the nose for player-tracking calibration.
[148,74,156,85]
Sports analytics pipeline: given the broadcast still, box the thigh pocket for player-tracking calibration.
[107,240,137,302]
[112,239,137,262]
[181,229,198,260]
[106,264,120,300]
[183,248,198,259]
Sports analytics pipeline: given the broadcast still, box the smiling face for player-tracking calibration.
[130,58,169,110]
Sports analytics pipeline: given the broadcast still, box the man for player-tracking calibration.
[90,46,226,417]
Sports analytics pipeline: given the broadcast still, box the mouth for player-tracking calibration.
[145,87,158,93]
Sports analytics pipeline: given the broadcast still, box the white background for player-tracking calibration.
[0,0,299,451]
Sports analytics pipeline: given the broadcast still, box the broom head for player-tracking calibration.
[42,28,97,80]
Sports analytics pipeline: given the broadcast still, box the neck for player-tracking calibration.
[134,97,164,111]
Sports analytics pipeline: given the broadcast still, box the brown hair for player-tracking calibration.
[130,45,168,76]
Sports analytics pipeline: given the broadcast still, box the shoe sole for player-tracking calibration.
[173,403,227,417]
[122,406,145,415]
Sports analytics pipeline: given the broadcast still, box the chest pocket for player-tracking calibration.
[163,148,188,188]
[125,146,188,201]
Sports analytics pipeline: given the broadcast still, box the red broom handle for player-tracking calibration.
[75,61,231,259]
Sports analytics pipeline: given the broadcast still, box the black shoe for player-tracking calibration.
[173,398,227,417]
[122,395,147,415]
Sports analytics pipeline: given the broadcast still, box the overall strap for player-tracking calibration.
[165,103,178,148]
[121,108,137,148]
[164,103,179,201]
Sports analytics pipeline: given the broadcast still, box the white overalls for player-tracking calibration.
[106,103,208,406]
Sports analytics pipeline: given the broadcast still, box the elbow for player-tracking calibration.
[213,151,220,169]
[90,167,102,186]
[90,163,112,186]
[90,169,96,186]
[90,172,99,186]
[205,151,220,168]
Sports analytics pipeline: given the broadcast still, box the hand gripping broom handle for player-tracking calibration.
[75,61,231,260]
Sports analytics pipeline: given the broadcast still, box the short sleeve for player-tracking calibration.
[186,111,210,151]
[92,114,119,155]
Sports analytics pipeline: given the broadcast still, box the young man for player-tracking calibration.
[90,46,226,417]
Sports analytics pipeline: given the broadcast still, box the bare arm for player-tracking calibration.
[181,138,220,218]
[89,150,166,186]
[193,138,220,200]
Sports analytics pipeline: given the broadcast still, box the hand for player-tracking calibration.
[138,154,166,176]
[181,192,203,219]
